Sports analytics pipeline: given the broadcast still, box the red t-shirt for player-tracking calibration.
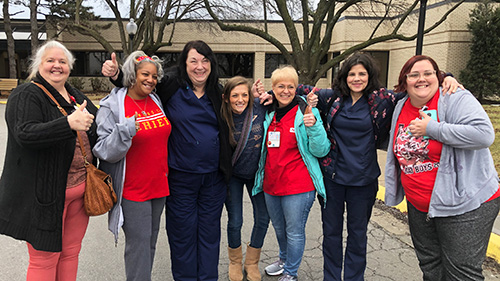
[123,95,171,201]
[263,105,315,196]
[394,92,442,212]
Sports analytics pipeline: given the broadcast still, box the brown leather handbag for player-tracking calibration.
[33,82,117,216]
[78,134,116,216]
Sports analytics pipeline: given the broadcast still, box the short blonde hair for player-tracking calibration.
[271,65,298,87]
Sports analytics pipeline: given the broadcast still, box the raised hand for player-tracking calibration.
[303,105,316,127]
[67,100,95,131]
[307,91,318,107]
[102,52,119,79]
[252,78,265,98]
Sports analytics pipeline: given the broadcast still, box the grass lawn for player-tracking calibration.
[484,105,500,174]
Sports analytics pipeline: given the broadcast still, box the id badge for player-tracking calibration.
[267,131,280,148]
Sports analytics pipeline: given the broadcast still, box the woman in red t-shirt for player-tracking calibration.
[93,51,171,281]
[252,65,330,281]
[386,55,500,280]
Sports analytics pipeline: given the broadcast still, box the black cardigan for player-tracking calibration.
[0,74,98,252]
[112,68,232,182]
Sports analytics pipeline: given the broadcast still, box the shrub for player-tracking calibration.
[90,77,107,92]
[68,77,85,91]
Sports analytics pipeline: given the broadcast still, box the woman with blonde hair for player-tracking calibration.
[253,65,330,281]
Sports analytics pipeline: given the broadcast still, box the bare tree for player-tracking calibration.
[204,0,465,84]
[48,0,205,58]
[30,0,39,51]
[3,0,18,78]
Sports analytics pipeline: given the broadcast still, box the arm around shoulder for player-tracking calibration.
[426,89,494,149]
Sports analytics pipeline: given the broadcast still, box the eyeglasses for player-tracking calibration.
[275,84,295,91]
[406,70,436,81]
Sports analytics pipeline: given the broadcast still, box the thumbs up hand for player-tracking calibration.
[102,52,120,79]
[68,100,95,131]
[408,110,431,137]
[307,90,318,108]
[303,105,316,127]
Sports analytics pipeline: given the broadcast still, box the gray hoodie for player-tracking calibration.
[385,88,499,218]
[92,87,164,243]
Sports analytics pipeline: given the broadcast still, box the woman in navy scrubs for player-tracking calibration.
[298,53,461,281]
[102,40,231,281]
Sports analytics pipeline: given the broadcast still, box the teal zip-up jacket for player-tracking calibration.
[252,96,330,202]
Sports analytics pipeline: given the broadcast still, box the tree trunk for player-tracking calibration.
[3,0,17,78]
[30,0,39,52]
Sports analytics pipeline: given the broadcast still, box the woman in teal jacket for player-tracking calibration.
[252,65,329,281]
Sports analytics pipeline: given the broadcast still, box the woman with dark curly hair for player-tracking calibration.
[299,52,461,281]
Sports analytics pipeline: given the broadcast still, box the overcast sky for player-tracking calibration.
[2,1,129,19]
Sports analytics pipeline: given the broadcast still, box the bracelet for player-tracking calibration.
[112,68,119,77]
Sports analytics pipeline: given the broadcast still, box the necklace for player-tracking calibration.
[128,95,148,116]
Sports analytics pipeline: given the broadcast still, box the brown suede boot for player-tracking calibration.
[244,245,262,281]
[228,246,243,281]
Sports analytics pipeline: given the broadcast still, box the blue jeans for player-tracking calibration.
[265,190,315,277]
[319,179,378,281]
[225,176,270,249]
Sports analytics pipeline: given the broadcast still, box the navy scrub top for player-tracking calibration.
[165,86,220,173]
[332,95,381,186]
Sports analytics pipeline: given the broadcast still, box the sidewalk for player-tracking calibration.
[1,194,498,280]
[376,150,500,265]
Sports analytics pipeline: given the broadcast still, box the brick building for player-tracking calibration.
[1,1,497,91]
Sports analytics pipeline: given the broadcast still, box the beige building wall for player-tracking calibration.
[50,1,498,91]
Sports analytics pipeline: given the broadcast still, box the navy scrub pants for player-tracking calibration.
[166,168,227,281]
[319,178,378,281]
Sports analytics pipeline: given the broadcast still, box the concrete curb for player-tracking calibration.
[377,184,500,263]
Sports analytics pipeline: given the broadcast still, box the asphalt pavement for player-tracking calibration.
[0,101,499,280]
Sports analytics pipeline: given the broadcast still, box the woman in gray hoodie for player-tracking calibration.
[385,55,500,280]
[93,51,169,281]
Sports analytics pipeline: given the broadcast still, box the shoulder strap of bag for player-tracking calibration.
[31,81,90,166]
[231,105,253,166]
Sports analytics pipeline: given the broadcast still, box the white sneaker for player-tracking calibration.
[278,273,298,281]
[265,259,285,276]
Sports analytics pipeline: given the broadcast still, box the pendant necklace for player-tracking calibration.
[129,95,148,116]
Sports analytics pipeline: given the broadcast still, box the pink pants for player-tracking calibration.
[26,181,89,281]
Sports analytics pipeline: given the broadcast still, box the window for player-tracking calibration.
[72,51,124,76]
[70,51,254,78]
[265,53,328,78]
[216,53,254,78]
[157,52,179,69]
[265,54,288,78]
[366,51,389,88]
